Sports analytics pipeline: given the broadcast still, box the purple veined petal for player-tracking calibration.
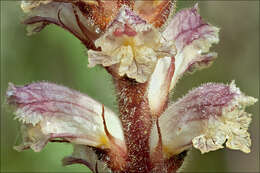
[150,82,257,157]
[88,6,175,83]
[21,1,101,50]
[63,145,112,173]
[163,4,219,90]
[6,82,125,153]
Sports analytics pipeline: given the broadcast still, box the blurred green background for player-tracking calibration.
[1,1,259,172]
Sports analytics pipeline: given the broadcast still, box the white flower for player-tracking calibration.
[88,7,175,83]
[150,81,257,157]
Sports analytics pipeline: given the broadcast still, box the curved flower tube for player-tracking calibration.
[6,1,257,173]
[7,82,126,171]
[150,82,257,157]
[163,4,219,90]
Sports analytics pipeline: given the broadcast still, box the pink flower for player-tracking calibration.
[6,1,257,173]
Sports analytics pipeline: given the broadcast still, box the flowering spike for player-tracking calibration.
[6,1,257,172]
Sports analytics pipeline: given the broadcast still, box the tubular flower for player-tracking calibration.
[6,1,257,173]
[88,7,176,83]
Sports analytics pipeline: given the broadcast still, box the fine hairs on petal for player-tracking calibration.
[7,83,43,126]
[14,108,43,126]
[7,82,126,154]
[192,81,257,154]
[163,4,220,91]
[155,81,257,157]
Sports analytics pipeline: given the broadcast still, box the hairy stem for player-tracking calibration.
[115,77,152,172]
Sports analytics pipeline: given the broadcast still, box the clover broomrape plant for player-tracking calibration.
[6,1,257,173]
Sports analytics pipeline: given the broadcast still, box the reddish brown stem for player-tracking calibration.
[114,77,152,172]
[113,77,187,173]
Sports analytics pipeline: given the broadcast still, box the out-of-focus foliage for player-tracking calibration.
[1,1,259,172]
